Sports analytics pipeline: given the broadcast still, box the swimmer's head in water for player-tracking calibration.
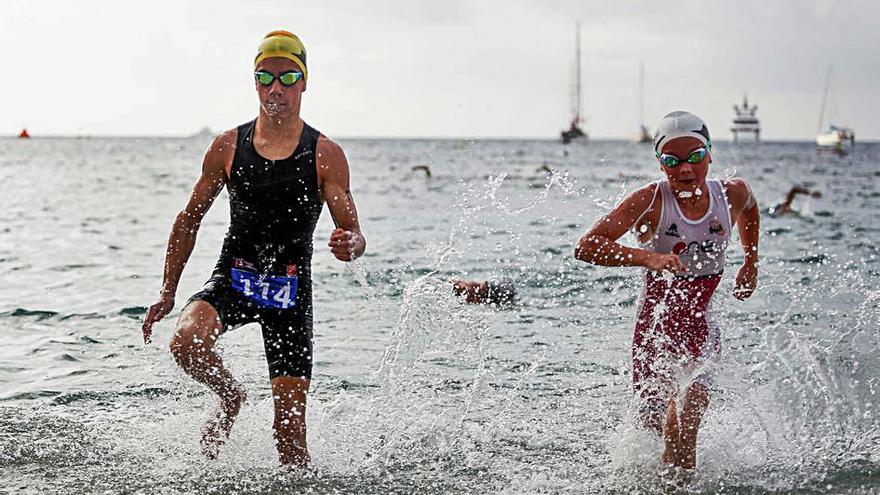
[487,278,517,306]
[254,30,308,81]
[653,111,711,154]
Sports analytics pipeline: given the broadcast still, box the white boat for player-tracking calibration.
[731,94,760,142]
[560,22,587,144]
[815,67,854,151]
[816,125,855,148]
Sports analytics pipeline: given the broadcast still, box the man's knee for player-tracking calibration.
[170,327,212,369]
[169,303,222,367]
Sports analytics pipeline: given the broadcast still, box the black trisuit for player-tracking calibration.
[188,119,323,379]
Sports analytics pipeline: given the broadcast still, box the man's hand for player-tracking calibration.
[643,253,686,275]
[734,262,758,300]
[328,228,363,262]
[142,293,175,344]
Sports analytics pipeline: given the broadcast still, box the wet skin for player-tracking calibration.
[145,55,366,467]
[574,134,761,470]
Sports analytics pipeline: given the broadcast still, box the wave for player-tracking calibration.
[0,307,145,322]
[0,308,59,320]
[119,306,147,318]
[49,386,174,406]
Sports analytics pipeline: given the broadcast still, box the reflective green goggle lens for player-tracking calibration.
[277,71,303,85]
[659,154,680,167]
[255,71,275,85]
[656,146,708,168]
[254,71,303,86]
[686,147,708,164]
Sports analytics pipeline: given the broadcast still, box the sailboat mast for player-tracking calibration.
[575,22,581,124]
[817,66,832,133]
[639,61,645,126]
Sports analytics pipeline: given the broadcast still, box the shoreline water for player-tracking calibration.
[1,138,878,494]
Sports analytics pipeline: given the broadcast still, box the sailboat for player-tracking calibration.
[633,61,651,143]
[816,66,855,152]
[560,22,587,144]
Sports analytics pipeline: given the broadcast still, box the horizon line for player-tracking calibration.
[2,132,876,144]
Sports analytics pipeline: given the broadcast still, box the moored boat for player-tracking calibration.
[560,22,587,144]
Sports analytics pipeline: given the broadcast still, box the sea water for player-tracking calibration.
[0,136,878,494]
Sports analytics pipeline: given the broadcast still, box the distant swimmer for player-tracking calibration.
[451,278,517,306]
[410,165,432,177]
[574,111,760,471]
[767,186,822,217]
[141,30,366,467]
[536,162,552,174]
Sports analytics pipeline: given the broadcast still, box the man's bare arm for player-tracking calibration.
[317,136,366,261]
[142,131,234,342]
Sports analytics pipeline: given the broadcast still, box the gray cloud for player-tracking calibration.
[1,0,877,139]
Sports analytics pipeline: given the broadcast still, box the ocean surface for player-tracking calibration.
[0,136,878,494]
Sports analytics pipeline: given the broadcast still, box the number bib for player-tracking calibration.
[230,268,298,309]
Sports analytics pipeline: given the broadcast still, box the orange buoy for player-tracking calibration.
[18,128,30,139]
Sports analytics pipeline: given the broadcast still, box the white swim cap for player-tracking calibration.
[653,111,711,153]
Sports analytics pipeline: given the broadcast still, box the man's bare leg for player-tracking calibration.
[169,300,247,459]
[676,383,710,469]
[271,376,310,466]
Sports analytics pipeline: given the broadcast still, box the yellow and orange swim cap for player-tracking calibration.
[254,30,307,80]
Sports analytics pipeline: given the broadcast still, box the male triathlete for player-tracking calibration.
[142,30,366,466]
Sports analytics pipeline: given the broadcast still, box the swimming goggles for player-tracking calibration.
[254,70,304,87]
[656,146,708,168]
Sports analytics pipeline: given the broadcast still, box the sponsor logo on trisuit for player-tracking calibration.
[665,223,680,238]
[234,258,256,270]
[709,220,725,236]
[293,149,313,161]
[673,240,718,255]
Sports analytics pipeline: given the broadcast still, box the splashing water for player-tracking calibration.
[1,138,879,494]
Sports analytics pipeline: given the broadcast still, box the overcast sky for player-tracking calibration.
[2,0,878,140]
